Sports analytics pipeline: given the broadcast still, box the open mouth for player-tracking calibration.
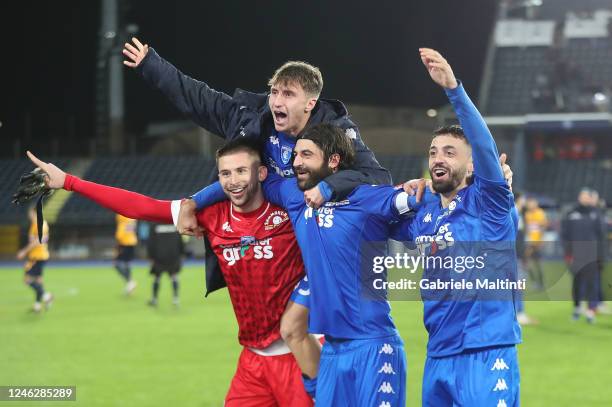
[295,168,309,177]
[432,167,449,180]
[228,187,246,198]
[273,110,288,125]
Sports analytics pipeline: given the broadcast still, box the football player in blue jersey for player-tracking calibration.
[392,48,522,407]
[259,123,424,406]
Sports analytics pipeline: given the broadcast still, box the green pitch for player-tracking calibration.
[1,263,611,406]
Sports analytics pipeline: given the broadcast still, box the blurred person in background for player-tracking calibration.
[17,206,53,312]
[561,188,606,323]
[147,223,184,307]
[591,190,610,315]
[524,197,548,290]
[514,193,538,325]
[115,214,138,295]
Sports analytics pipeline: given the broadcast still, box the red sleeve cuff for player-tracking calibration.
[64,173,77,191]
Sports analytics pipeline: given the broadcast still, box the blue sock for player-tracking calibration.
[29,281,44,302]
[172,280,179,297]
[152,277,160,299]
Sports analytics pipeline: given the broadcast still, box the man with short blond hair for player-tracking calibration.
[268,61,323,97]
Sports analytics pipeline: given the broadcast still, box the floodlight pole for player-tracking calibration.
[96,0,125,154]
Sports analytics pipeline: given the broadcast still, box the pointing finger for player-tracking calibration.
[26,151,47,170]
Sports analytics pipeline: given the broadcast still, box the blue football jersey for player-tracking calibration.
[395,178,522,357]
[263,175,409,339]
[264,131,296,178]
[392,83,522,357]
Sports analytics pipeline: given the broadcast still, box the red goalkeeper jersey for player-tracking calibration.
[63,174,305,349]
[195,200,304,348]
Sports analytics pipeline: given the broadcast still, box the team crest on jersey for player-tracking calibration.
[281,145,293,165]
[240,236,256,246]
[264,210,289,230]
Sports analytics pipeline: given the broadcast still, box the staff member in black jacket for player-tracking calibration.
[562,188,606,324]
[147,224,185,307]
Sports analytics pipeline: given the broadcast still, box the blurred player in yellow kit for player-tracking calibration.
[115,214,138,294]
[524,197,548,290]
[17,207,53,312]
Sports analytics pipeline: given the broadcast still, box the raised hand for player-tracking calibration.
[402,178,435,196]
[123,37,149,68]
[304,185,326,209]
[419,48,458,90]
[26,151,66,189]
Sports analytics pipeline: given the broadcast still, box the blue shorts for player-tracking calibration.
[423,345,520,407]
[25,260,46,277]
[289,275,310,309]
[317,334,406,407]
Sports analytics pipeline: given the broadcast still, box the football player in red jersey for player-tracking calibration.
[26,140,314,407]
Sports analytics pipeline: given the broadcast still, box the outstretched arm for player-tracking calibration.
[27,152,173,224]
[420,48,504,182]
[123,37,238,137]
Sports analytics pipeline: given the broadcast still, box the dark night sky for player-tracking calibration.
[1,0,497,156]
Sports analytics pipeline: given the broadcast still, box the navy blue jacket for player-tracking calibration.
[137,48,392,294]
[138,48,391,197]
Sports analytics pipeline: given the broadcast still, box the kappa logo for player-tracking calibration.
[491,358,510,371]
[345,128,357,139]
[378,402,392,407]
[497,400,507,407]
[378,362,396,375]
[264,210,289,231]
[377,382,395,394]
[379,344,394,355]
[493,378,508,392]
[423,213,432,223]
[295,275,310,296]
[222,222,234,233]
[269,135,280,145]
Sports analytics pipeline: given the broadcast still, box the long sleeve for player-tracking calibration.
[138,48,239,137]
[192,181,227,210]
[261,172,294,208]
[63,174,173,224]
[445,83,503,182]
